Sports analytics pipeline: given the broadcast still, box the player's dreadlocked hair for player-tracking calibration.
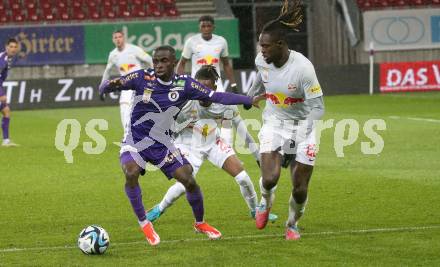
[261,0,303,41]
[195,65,220,83]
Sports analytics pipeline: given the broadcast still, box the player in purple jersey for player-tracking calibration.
[0,38,19,147]
[99,45,262,246]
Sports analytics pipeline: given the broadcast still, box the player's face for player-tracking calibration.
[197,79,216,107]
[5,42,19,57]
[259,33,282,64]
[153,50,176,81]
[112,32,125,49]
[199,21,214,40]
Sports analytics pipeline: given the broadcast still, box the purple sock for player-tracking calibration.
[2,117,9,140]
[124,185,147,222]
[186,187,204,222]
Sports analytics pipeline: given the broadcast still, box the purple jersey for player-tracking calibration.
[0,51,10,97]
[100,68,252,148]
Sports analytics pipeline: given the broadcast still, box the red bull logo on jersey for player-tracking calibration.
[265,93,304,108]
[120,63,136,73]
[196,55,219,65]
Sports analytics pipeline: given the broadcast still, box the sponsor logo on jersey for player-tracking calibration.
[308,86,321,94]
[123,72,139,83]
[265,93,304,108]
[196,55,219,65]
[142,88,153,103]
[168,91,180,101]
[120,63,136,73]
[173,79,186,87]
[191,82,209,94]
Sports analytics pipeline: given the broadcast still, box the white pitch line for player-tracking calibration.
[388,116,440,123]
[1,225,440,253]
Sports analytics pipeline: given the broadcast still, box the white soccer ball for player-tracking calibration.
[77,225,110,255]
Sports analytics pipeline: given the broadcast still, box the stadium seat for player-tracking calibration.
[132,3,146,17]
[0,10,9,23]
[11,9,25,22]
[88,6,101,20]
[102,6,116,19]
[409,0,430,5]
[72,6,86,20]
[27,7,39,22]
[165,8,179,17]
[117,4,131,17]
[42,7,56,21]
[133,0,145,5]
[432,0,440,4]
[394,0,409,6]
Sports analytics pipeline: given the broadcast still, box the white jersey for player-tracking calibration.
[255,50,323,120]
[174,101,239,147]
[101,43,153,83]
[182,33,229,78]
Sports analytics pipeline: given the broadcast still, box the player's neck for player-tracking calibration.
[201,34,213,41]
[117,44,126,51]
[274,50,290,68]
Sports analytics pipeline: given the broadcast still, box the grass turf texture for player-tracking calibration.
[0,92,439,266]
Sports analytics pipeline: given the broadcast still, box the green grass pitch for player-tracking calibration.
[0,92,439,266]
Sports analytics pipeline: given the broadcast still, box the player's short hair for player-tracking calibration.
[112,30,124,35]
[199,15,215,24]
[6,38,18,45]
[154,45,176,58]
[261,0,303,42]
[195,65,220,83]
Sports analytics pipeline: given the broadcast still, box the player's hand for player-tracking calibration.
[99,92,106,101]
[231,83,239,94]
[252,94,266,108]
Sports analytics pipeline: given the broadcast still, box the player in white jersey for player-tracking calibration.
[248,0,325,240]
[146,65,277,223]
[177,15,238,145]
[100,30,153,138]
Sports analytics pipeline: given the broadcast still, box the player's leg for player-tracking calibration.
[220,152,279,222]
[120,152,160,245]
[119,90,133,137]
[0,95,16,147]
[285,131,317,240]
[172,165,221,239]
[147,145,202,222]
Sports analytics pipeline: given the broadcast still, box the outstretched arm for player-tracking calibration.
[247,71,265,97]
[99,71,139,97]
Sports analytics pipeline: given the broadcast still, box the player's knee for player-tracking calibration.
[293,187,308,204]
[262,172,279,189]
[123,164,140,184]
[0,101,8,113]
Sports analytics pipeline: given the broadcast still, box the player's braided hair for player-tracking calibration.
[261,0,303,41]
[195,65,220,83]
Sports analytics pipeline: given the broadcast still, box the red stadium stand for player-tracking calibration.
[0,0,179,24]
[88,6,101,20]
[72,6,86,20]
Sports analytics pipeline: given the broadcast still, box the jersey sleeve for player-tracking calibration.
[100,70,142,94]
[181,37,193,59]
[184,77,252,106]
[220,37,229,58]
[301,62,323,100]
[101,54,115,84]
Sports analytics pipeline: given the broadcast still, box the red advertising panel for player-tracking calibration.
[380,61,440,92]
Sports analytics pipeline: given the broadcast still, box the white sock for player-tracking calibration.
[138,219,149,228]
[234,171,258,211]
[287,194,308,227]
[259,177,277,209]
[120,103,131,137]
[220,127,233,146]
[158,182,186,212]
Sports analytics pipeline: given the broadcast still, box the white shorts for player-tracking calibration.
[119,90,134,105]
[176,138,235,176]
[258,119,317,166]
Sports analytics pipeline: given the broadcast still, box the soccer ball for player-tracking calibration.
[77,225,110,255]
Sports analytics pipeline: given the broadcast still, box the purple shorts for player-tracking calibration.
[120,143,190,179]
[0,87,5,97]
